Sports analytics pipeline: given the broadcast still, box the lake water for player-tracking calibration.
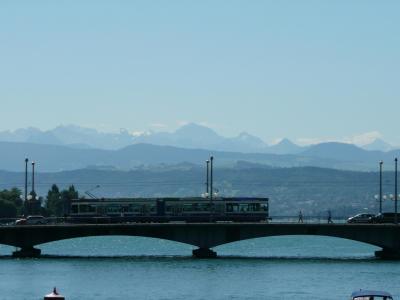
[0,236,399,300]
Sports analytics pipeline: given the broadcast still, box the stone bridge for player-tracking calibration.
[1,223,399,259]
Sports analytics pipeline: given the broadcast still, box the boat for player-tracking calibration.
[351,290,393,300]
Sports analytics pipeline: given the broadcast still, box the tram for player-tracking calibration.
[68,196,269,223]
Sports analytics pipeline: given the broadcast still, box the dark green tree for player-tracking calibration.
[45,184,62,216]
[0,188,22,217]
[0,199,17,218]
[61,185,79,216]
[46,185,79,216]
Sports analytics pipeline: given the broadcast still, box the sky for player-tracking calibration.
[1,1,399,145]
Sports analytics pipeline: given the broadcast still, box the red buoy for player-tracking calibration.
[44,287,65,300]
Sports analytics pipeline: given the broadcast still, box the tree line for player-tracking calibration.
[0,184,78,218]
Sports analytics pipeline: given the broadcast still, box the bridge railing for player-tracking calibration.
[269,216,348,224]
[0,215,350,226]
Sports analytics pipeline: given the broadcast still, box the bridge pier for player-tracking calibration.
[12,246,41,258]
[375,248,400,260]
[192,247,217,258]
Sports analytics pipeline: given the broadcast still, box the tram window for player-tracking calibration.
[141,205,149,213]
[239,204,248,212]
[199,203,210,211]
[171,206,183,214]
[183,204,193,212]
[261,204,268,211]
[227,203,239,212]
[246,203,259,212]
[107,205,121,213]
[71,205,78,214]
[215,204,224,212]
[79,204,89,213]
[97,206,105,215]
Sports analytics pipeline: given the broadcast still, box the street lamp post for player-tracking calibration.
[206,160,210,196]
[379,161,383,214]
[31,161,35,195]
[209,156,214,222]
[210,156,213,202]
[24,158,28,201]
[395,158,398,225]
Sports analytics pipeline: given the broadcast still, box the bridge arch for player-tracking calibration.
[214,235,379,257]
[38,235,194,256]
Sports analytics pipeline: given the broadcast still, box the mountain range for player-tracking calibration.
[0,125,133,150]
[0,123,396,153]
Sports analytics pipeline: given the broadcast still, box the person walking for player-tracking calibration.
[327,209,333,224]
[298,210,303,223]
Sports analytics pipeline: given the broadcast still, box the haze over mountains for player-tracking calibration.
[0,123,396,153]
[0,123,398,172]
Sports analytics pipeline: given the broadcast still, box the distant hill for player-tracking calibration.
[0,140,398,173]
[0,141,339,172]
[266,138,305,154]
[301,142,384,161]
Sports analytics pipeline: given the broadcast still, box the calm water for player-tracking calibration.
[0,236,399,300]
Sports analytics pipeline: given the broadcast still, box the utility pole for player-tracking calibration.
[209,156,214,222]
[206,160,210,196]
[395,158,398,225]
[31,161,35,195]
[24,158,28,201]
[379,161,383,214]
[210,156,213,202]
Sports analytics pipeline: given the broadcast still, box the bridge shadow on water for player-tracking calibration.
[0,253,381,263]
[0,235,388,262]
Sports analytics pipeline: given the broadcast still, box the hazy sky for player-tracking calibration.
[1,1,399,145]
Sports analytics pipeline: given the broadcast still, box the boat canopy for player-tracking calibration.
[351,290,393,299]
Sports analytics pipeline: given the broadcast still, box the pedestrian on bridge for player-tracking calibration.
[327,210,333,224]
[298,210,303,223]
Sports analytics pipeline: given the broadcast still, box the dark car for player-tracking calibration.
[15,215,47,225]
[369,213,400,224]
[347,213,375,224]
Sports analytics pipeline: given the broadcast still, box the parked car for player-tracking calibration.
[15,215,47,225]
[351,290,393,300]
[347,213,375,224]
[369,213,400,224]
